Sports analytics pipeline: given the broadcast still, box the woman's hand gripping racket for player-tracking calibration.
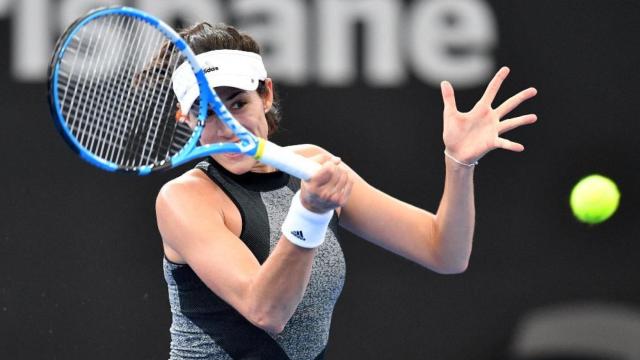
[48,6,320,180]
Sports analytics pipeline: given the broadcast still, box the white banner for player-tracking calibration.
[3,0,497,88]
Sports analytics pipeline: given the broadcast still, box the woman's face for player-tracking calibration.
[190,79,274,174]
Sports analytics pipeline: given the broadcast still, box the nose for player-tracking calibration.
[215,121,234,139]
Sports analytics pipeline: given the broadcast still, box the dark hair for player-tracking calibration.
[179,23,281,136]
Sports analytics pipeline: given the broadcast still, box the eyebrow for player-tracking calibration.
[191,90,245,111]
[223,90,245,102]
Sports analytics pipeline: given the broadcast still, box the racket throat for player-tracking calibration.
[252,138,267,160]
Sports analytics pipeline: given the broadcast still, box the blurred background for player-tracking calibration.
[2,0,640,359]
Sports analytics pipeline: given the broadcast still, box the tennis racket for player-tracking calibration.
[47,6,320,180]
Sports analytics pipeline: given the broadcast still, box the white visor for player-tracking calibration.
[171,49,268,113]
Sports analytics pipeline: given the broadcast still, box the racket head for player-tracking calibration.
[48,6,256,175]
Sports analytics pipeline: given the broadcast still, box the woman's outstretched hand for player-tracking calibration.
[441,66,538,165]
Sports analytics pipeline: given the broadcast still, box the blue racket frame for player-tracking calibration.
[50,6,319,180]
[50,6,259,175]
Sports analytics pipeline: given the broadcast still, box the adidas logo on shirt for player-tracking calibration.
[290,230,306,241]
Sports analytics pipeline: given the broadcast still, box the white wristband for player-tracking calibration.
[281,191,333,249]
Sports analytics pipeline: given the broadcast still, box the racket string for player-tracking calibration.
[120,19,184,168]
[56,14,194,170]
[62,16,123,161]
[63,25,94,140]
[120,19,160,168]
[76,17,109,150]
[144,46,181,165]
[112,16,150,166]
[134,26,176,167]
[87,15,121,158]
[94,15,129,161]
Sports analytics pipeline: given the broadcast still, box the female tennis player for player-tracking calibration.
[155,23,537,360]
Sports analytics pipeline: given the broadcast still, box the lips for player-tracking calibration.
[223,152,245,160]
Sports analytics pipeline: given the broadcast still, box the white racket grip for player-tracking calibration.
[258,141,321,181]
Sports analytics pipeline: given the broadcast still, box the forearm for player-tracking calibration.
[244,236,315,334]
[242,158,345,333]
[432,154,476,273]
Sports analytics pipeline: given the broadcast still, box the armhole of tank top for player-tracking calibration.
[196,163,247,240]
[163,253,184,267]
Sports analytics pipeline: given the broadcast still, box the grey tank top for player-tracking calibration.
[163,158,346,360]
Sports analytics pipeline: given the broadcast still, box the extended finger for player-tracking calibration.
[497,114,537,135]
[495,137,524,152]
[440,81,458,114]
[495,87,537,118]
[480,66,510,105]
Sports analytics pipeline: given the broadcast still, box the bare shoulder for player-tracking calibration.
[156,168,223,212]
[155,168,228,240]
[156,168,229,263]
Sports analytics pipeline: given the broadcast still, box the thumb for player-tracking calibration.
[440,81,457,114]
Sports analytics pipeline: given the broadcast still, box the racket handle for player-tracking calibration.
[258,140,321,181]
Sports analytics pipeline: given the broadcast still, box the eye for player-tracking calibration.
[229,100,246,110]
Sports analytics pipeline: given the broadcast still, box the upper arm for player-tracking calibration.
[155,173,261,315]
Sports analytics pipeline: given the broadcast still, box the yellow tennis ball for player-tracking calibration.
[570,174,620,224]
